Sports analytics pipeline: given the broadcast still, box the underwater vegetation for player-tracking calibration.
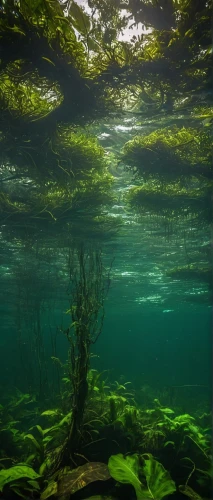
[0,371,212,499]
[0,0,212,499]
[125,179,212,219]
[122,127,212,181]
[166,265,212,289]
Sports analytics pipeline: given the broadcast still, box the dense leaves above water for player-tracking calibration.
[0,0,212,241]
[122,126,213,180]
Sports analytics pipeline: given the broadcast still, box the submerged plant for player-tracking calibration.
[122,126,212,180]
[126,180,212,220]
[166,265,212,288]
[0,464,41,498]
[56,244,113,467]
[41,461,111,500]
[108,453,176,500]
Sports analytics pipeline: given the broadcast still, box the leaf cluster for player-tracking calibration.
[108,452,176,500]
[166,265,212,288]
[126,179,212,220]
[123,126,212,180]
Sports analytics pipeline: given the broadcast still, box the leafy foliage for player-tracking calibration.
[41,462,111,499]
[126,179,212,220]
[0,0,212,498]
[122,127,212,180]
[108,453,176,499]
[166,265,212,288]
[108,454,142,499]
[0,465,40,497]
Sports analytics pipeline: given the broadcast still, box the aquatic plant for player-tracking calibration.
[0,1,211,498]
[126,180,212,220]
[0,464,41,498]
[56,244,112,467]
[0,130,116,239]
[166,265,212,288]
[122,126,212,180]
[41,461,111,500]
[108,453,176,500]
[23,412,72,475]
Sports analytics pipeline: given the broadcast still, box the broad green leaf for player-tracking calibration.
[57,462,111,496]
[108,454,142,499]
[0,466,40,492]
[142,454,176,499]
[69,2,90,34]
[87,36,101,52]
[108,454,176,500]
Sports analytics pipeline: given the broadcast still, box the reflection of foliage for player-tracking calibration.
[126,180,212,220]
[0,129,117,239]
[88,0,211,114]
[0,1,123,241]
[123,127,212,180]
[0,0,211,243]
[166,265,212,288]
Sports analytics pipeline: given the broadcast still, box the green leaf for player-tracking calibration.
[30,424,44,437]
[39,457,53,476]
[24,434,41,451]
[108,454,142,499]
[26,479,40,490]
[0,466,40,493]
[41,464,110,499]
[10,486,28,499]
[160,408,175,414]
[164,441,175,448]
[62,377,70,384]
[179,485,202,500]
[142,453,176,499]
[108,454,176,500]
[40,480,57,500]
[41,57,55,66]
[57,462,111,496]
[87,36,100,52]
[69,2,90,34]
[41,410,59,417]
[8,26,26,36]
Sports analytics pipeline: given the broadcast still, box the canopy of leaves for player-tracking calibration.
[122,127,212,180]
[126,180,212,219]
[0,0,211,242]
[166,265,212,288]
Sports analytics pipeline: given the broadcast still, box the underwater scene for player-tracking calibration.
[0,1,212,499]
